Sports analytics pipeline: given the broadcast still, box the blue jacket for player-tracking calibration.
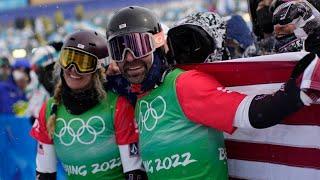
[0,76,27,114]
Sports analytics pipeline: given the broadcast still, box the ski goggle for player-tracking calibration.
[108,31,165,62]
[59,47,102,74]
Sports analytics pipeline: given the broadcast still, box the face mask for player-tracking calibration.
[257,36,276,54]
[256,6,274,34]
[13,70,27,82]
[275,34,303,53]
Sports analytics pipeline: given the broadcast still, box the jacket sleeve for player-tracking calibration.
[35,142,57,174]
[30,102,53,144]
[176,70,246,134]
[114,96,144,174]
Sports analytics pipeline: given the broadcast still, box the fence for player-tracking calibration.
[0,114,65,180]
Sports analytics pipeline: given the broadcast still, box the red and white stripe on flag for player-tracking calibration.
[179,52,320,180]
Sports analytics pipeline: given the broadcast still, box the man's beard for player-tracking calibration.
[123,61,149,84]
[123,65,148,84]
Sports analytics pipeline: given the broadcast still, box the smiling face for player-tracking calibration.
[117,51,153,84]
[63,65,93,91]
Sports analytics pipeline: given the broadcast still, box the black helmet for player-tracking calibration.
[270,0,320,12]
[106,6,162,40]
[62,30,108,59]
[168,25,215,64]
[167,12,227,64]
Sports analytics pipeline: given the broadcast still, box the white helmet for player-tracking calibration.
[31,45,58,68]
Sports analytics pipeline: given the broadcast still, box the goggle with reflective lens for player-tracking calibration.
[59,47,102,74]
[107,31,165,62]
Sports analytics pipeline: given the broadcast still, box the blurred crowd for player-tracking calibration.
[0,0,205,118]
[0,1,207,59]
[1,0,320,122]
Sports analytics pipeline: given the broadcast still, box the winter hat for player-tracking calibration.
[226,15,254,50]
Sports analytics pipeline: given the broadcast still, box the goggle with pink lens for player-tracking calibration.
[107,31,164,62]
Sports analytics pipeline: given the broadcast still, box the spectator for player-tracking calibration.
[225,15,257,58]
[0,56,11,81]
[167,11,229,64]
[272,0,320,55]
[167,12,257,63]
[249,0,276,54]
[0,59,28,115]
[26,42,62,123]
[12,59,31,92]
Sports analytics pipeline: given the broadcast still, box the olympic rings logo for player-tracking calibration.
[138,96,166,133]
[54,116,105,146]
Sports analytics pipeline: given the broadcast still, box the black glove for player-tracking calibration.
[36,171,56,180]
[248,52,315,128]
[305,31,320,56]
[290,52,316,79]
[125,170,148,180]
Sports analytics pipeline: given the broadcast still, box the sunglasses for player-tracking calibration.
[107,31,164,62]
[59,47,103,74]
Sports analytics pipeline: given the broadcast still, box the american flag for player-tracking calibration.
[179,52,320,180]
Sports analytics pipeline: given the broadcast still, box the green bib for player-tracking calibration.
[135,69,228,180]
[46,92,125,180]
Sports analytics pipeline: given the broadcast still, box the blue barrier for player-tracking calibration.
[0,114,36,180]
[0,114,65,180]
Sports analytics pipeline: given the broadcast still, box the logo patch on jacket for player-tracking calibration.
[129,142,139,157]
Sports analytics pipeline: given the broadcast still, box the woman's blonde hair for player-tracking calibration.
[47,62,106,137]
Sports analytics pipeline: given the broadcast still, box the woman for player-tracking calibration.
[30,30,146,180]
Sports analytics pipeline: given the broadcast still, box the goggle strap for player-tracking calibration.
[153,31,165,49]
[123,48,154,60]
[108,31,164,62]
[60,48,104,74]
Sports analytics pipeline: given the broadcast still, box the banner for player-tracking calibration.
[0,115,65,179]
[0,52,318,179]
[0,115,36,180]
[179,52,320,179]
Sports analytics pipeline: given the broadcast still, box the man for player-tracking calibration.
[26,42,62,123]
[106,6,318,179]
[270,0,305,53]
[0,58,28,114]
[272,0,320,55]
